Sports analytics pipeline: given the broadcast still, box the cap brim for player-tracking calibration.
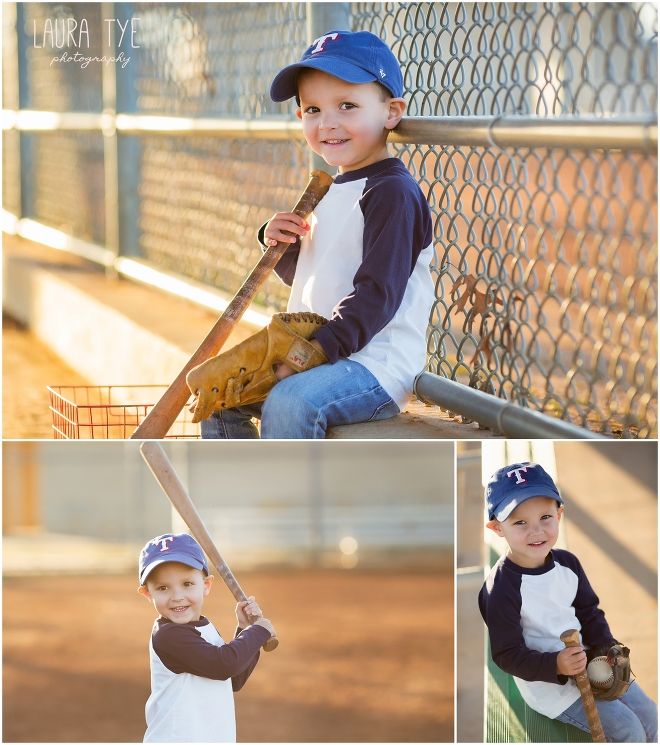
[140,553,206,584]
[270,57,377,102]
[493,486,563,522]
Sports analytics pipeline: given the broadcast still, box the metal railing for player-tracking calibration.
[2,2,657,437]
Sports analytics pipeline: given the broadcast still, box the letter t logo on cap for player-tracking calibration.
[310,32,339,54]
[153,536,175,552]
[507,465,531,484]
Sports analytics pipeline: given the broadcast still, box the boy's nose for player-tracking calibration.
[318,113,339,130]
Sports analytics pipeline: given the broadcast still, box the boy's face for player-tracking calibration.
[296,69,405,173]
[487,496,563,568]
[138,562,213,624]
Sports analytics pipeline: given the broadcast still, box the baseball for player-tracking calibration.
[587,656,614,688]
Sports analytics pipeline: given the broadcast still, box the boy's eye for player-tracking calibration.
[339,102,356,110]
[303,105,319,114]
[512,520,525,526]
[541,514,553,520]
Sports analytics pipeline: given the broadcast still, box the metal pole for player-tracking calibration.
[114,2,140,257]
[414,371,603,439]
[101,2,120,277]
[3,3,22,218]
[6,113,656,152]
[15,2,30,219]
[307,443,324,567]
[391,115,658,153]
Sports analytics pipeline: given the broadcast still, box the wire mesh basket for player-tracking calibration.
[47,385,199,439]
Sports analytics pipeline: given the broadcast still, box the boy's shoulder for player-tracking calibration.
[482,554,517,596]
[150,617,224,668]
[337,158,425,199]
[339,158,432,228]
[480,549,583,622]
[483,549,582,594]
[550,548,583,573]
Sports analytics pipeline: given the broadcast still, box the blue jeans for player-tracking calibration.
[556,682,658,742]
[200,359,400,439]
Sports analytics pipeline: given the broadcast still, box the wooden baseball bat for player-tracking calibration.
[560,629,606,742]
[131,170,334,439]
[140,441,279,651]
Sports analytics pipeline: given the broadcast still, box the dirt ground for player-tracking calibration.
[3,568,453,742]
[3,315,90,439]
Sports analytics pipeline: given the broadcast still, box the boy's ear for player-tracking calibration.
[138,585,151,600]
[385,98,406,130]
[557,505,564,521]
[486,518,504,536]
[203,574,214,596]
[295,107,302,121]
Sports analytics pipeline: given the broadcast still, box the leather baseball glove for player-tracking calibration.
[186,312,328,422]
[586,643,634,701]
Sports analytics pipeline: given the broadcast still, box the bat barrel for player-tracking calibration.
[130,170,333,440]
[561,629,606,742]
[139,442,279,652]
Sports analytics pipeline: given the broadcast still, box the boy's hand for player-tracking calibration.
[252,617,276,637]
[236,596,263,628]
[264,212,310,247]
[557,645,587,676]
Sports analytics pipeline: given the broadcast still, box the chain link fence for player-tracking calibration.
[3,2,657,436]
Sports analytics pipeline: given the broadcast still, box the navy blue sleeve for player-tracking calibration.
[554,551,617,649]
[230,626,263,691]
[313,175,432,362]
[479,569,565,685]
[152,622,270,683]
[257,222,299,286]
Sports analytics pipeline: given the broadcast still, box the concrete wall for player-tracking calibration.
[3,441,454,567]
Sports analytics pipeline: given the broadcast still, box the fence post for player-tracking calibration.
[101,2,120,276]
[2,2,21,217]
[307,443,324,567]
[306,2,351,172]
[15,2,30,220]
[114,2,140,259]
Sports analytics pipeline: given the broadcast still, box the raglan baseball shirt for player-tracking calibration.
[478,548,617,719]
[143,616,270,743]
[265,157,435,410]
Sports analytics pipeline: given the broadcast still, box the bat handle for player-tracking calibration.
[561,629,607,743]
[245,611,279,652]
[215,567,279,653]
[262,636,280,652]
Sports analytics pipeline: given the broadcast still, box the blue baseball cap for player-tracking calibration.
[270,29,404,102]
[486,462,563,522]
[139,533,208,585]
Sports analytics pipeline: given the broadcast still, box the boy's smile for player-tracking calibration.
[139,562,214,624]
[487,496,563,568]
[296,69,405,173]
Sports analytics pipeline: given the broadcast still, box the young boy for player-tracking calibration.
[202,29,435,439]
[138,533,275,742]
[479,462,657,743]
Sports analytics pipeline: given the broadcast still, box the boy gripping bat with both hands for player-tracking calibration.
[138,533,274,742]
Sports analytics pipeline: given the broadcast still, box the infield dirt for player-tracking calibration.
[3,315,89,439]
[4,567,453,742]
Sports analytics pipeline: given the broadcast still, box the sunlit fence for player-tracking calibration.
[2,2,657,436]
